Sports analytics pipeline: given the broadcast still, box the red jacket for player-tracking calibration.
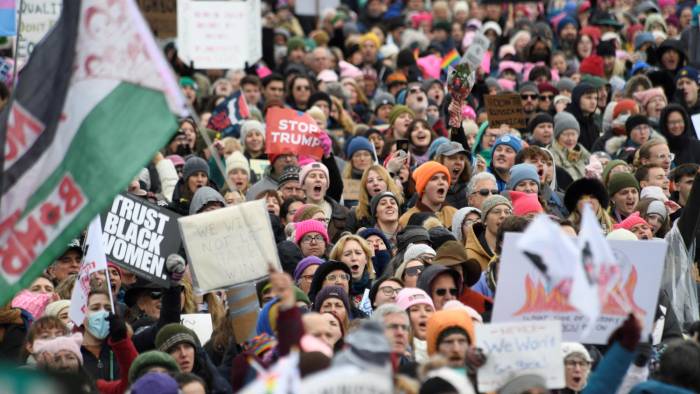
[459,288,493,315]
[96,337,138,394]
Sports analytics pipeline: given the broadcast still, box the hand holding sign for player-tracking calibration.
[266,107,324,160]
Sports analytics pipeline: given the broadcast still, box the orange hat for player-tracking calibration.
[426,309,475,356]
[412,162,451,196]
[613,99,639,119]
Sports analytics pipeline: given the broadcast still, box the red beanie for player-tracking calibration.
[412,162,451,196]
[510,191,543,217]
[613,99,639,119]
[580,26,601,46]
[579,55,605,78]
[613,212,649,231]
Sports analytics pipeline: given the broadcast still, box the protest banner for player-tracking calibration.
[484,93,527,129]
[178,199,281,293]
[15,0,63,67]
[181,313,213,344]
[177,0,261,69]
[136,0,176,38]
[493,233,667,344]
[101,193,181,287]
[69,216,110,326]
[476,321,564,392]
[301,366,392,394]
[249,159,270,177]
[265,107,324,160]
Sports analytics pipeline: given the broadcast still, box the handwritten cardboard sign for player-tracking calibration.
[178,200,281,292]
[484,94,527,129]
[492,233,666,344]
[101,193,181,287]
[265,107,324,160]
[476,321,564,392]
[342,179,361,201]
[16,0,63,67]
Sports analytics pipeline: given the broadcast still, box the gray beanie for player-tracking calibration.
[519,82,539,95]
[239,120,265,143]
[481,195,512,221]
[370,191,400,217]
[554,111,580,140]
[556,77,576,93]
[507,163,540,191]
[498,373,547,394]
[189,186,225,215]
[183,156,209,181]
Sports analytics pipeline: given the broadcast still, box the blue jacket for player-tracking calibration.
[583,342,634,394]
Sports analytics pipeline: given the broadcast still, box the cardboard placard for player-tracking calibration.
[484,94,527,129]
[177,0,261,69]
[101,193,181,287]
[16,0,63,67]
[178,200,281,292]
[137,0,176,38]
[342,179,361,201]
[492,233,666,344]
[294,0,340,16]
[476,321,564,392]
[181,313,213,345]
[265,107,324,160]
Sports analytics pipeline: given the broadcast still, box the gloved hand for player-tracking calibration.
[633,339,653,367]
[166,254,186,283]
[608,314,642,351]
[319,131,333,158]
[465,347,487,368]
[107,313,127,342]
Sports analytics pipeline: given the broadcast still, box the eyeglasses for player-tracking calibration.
[326,273,350,282]
[435,288,458,296]
[472,188,499,197]
[521,94,538,100]
[405,266,424,277]
[539,94,553,101]
[565,360,591,368]
[655,153,675,161]
[302,234,325,244]
[408,87,422,95]
[379,286,402,296]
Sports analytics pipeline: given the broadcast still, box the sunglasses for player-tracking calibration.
[405,266,424,277]
[295,85,311,91]
[521,94,538,100]
[435,288,458,296]
[539,95,553,101]
[472,188,499,197]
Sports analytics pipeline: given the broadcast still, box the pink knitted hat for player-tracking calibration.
[510,191,544,217]
[613,212,650,231]
[11,290,54,319]
[299,162,329,186]
[396,288,435,311]
[33,333,84,365]
[633,87,666,108]
[294,219,329,245]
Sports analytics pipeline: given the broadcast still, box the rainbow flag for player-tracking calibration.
[441,49,460,70]
[0,0,16,36]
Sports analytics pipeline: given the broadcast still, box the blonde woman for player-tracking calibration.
[346,165,404,233]
[329,234,375,305]
[564,178,615,234]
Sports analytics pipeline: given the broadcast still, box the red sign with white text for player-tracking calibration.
[265,107,323,160]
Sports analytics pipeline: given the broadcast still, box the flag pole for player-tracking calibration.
[11,0,24,88]
[104,266,115,312]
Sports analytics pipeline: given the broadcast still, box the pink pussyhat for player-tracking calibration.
[510,191,544,217]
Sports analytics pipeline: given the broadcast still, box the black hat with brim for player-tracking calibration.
[564,178,610,213]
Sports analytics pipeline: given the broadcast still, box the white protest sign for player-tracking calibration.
[16,0,63,67]
[493,233,666,344]
[301,365,392,394]
[476,321,564,392]
[294,0,340,16]
[177,0,262,69]
[178,199,281,292]
[69,216,109,326]
[691,113,700,140]
[181,313,213,345]
[464,32,489,70]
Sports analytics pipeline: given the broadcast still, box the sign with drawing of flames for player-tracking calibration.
[514,266,645,317]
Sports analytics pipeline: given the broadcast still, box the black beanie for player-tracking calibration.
[596,40,616,57]
[528,112,554,134]
[308,92,332,108]
[625,114,650,135]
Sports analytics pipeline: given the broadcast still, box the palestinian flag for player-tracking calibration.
[0,0,186,305]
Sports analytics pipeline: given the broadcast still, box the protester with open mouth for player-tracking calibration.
[399,162,457,229]
[408,119,437,167]
[169,156,217,216]
[488,134,523,193]
[346,165,403,234]
[560,342,593,393]
[329,235,375,306]
[608,172,641,222]
[465,195,512,271]
[435,141,471,210]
